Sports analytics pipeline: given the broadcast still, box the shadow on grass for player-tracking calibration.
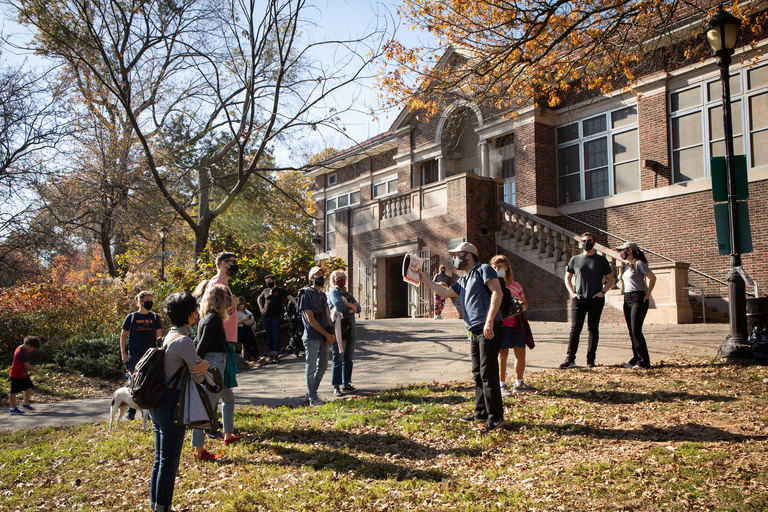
[545,389,738,405]
[243,426,470,481]
[507,419,767,443]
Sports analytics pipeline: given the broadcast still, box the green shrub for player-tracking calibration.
[45,334,124,379]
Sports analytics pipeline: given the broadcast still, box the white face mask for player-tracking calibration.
[496,269,506,278]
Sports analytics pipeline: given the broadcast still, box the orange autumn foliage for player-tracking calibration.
[379,0,764,118]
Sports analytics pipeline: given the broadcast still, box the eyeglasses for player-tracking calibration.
[581,238,594,243]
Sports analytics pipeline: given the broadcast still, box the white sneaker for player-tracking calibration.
[309,398,325,407]
[433,315,439,320]
[513,382,537,393]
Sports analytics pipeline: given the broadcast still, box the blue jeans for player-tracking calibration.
[264,316,281,354]
[191,352,235,447]
[150,388,185,512]
[470,323,504,426]
[303,338,329,402]
[331,337,356,387]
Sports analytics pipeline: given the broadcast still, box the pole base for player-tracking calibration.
[720,337,753,362]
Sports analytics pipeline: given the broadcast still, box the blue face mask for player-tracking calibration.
[496,269,506,278]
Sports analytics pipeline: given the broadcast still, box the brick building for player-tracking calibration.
[307,22,768,325]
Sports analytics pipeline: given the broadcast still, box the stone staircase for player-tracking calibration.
[689,297,730,324]
[496,201,696,324]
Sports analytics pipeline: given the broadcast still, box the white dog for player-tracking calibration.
[109,387,149,430]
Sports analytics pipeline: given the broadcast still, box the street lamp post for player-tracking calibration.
[158,226,168,281]
[703,8,751,360]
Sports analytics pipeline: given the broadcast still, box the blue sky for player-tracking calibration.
[0,0,436,166]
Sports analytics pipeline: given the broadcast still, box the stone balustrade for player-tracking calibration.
[498,202,623,288]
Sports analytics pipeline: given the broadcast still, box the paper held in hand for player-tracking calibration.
[402,254,423,286]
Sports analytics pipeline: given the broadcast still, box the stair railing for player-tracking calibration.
[498,201,623,288]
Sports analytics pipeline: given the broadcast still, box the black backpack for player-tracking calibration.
[467,268,523,320]
[129,342,183,410]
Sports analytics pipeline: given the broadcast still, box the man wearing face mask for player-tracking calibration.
[419,242,506,431]
[206,252,240,348]
[299,267,335,407]
[120,290,162,420]
[257,275,299,363]
[561,233,615,369]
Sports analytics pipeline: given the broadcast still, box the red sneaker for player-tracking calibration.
[194,449,220,461]
[223,434,242,446]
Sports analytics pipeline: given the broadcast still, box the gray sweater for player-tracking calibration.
[162,326,205,388]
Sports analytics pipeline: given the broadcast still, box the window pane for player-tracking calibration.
[326,214,337,232]
[707,75,741,101]
[557,123,578,144]
[337,195,348,208]
[373,183,386,197]
[671,88,701,112]
[751,129,768,167]
[749,65,768,90]
[710,135,743,158]
[326,198,336,211]
[585,167,609,199]
[750,92,768,131]
[584,137,608,170]
[671,112,702,149]
[612,106,638,129]
[495,133,514,148]
[673,147,705,182]
[326,232,336,252]
[501,158,515,179]
[613,130,638,164]
[583,115,607,136]
[614,161,640,194]
[709,100,743,141]
[388,180,397,194]
[350,191,360,204]
[559,175,581,204]
[557,145,580,177]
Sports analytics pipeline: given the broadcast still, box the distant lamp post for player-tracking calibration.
[704,8,750,360]
[158,226,169,281]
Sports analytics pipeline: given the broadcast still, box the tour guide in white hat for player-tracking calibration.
[418,242,506,431]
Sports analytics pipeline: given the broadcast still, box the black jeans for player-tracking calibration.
[238,325,261,359]
[567,296,605,363]
[623,292,651,367]
[469,323,505,426]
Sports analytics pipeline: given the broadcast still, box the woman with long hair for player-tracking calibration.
[616,242,656,369]
[191,283,241,460]
[490,255,536,395]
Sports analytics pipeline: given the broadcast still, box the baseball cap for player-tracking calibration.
[448,242,478,255]
[616,242,640,252]
[308,266,323,279]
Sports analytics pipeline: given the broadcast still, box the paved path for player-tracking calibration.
[1,319,729,432]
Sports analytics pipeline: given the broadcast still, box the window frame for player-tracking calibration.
[668,63,768,184]
[324,189,360,252]
[555,105,640,206]
[372,177,398,198]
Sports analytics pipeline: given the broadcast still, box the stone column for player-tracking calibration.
[480,140,490,177]
[437,157,445,181]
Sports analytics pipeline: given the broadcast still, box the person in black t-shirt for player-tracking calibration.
[257,275,298,363]
[120,290,162,419]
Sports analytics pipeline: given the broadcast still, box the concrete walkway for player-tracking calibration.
[1,319,729,432]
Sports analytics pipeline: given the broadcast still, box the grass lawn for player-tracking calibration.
[2,361,767,511]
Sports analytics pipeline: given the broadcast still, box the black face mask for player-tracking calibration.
[584,241,595,251]
[313,276,325,287]
[143,301,153,311]
[227,262,239,277]
[440,270,446,275]
[267,281,275,288]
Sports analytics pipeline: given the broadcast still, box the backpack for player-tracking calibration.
[129,336,184,410]
[467,267,523,320]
